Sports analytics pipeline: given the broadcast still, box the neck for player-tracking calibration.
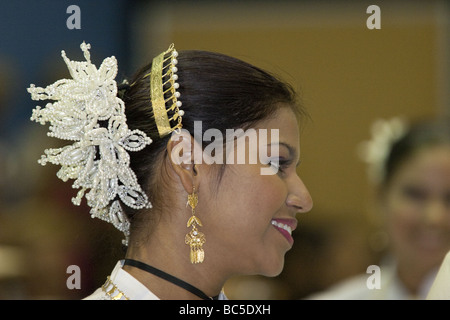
[396,258,436,297]
[124,229,225,299]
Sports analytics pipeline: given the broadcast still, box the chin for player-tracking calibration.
[258,256,286,277]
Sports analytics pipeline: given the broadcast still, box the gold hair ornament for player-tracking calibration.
[144,44,184,137]
[185,187,205,263]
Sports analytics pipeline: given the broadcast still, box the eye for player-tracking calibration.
[402,185,427,202]
[268,160,282,172]
[268,158,292,174]
[445,193,450,207]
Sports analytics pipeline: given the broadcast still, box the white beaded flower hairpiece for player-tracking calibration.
[28,42,153,245]
[357,117,408,184]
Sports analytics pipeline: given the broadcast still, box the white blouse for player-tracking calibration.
[308,261,437,300]
[427,251,450,299]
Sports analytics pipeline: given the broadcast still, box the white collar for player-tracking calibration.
[85,260,159,300]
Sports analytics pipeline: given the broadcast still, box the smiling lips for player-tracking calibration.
[271,218,297,246]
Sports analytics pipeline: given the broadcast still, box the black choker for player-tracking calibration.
[123,259,220,300]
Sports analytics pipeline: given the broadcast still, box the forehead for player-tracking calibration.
[395,146,450,183]
[410,146,450,168]
[254,107,300,142]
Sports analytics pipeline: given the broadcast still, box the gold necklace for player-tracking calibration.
[101,276,130,300]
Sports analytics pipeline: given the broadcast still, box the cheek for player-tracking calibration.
[386,196,421,241]
[206,165,288,269]
[238,171,286,225]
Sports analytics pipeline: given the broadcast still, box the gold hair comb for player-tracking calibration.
[144,44,184,137]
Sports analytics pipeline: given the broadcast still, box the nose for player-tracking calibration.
[286,175,313,214]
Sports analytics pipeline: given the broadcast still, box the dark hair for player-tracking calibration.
[120,50,305,234]
[383,117,450,185]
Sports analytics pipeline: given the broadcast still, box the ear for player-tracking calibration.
[166,130,200,194]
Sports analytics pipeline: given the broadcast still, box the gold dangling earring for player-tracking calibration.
[185,186,205,263]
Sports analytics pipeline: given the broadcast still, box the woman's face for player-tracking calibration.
[200,107,313,277]
[383,145,450,271]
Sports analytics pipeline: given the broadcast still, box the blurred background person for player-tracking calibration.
[308,117,450,299]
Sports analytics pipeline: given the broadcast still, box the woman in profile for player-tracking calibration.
[28,43,313,300]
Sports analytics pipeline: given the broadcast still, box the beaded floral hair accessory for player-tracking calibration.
[357,117,408,184]
[27,42,182,245]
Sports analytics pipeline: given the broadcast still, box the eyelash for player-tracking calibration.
[269,159,292,174]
